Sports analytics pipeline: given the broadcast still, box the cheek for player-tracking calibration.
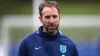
[55,19,60,24]
[42,19,49,24]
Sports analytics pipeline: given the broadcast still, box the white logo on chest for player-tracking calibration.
[35,46,42,49]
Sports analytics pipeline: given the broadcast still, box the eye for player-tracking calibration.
[45,16,50,19]
[52,15,58,18]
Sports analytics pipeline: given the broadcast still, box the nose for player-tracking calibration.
[49,17,54,23]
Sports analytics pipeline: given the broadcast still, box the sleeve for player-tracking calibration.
[72,45,79,56]
[18,39,28,56]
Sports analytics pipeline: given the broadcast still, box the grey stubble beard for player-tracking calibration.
[44,24,59,35]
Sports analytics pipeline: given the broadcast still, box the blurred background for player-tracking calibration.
[0,0,100,56]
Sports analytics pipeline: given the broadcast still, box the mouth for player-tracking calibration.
[48,26,56,29]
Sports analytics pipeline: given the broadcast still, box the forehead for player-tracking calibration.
[42,7,59,16]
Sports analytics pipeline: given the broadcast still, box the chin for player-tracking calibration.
[47,29,57,35]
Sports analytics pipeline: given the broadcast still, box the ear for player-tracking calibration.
[59,14,61,19]
[39,16,42,23]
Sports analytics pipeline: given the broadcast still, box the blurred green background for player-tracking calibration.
[0,0,100,15]
[0,0,100,42]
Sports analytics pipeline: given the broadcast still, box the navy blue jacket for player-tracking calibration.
[18,26,78,56]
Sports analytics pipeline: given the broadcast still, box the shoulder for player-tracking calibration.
[59,34,79,54]
[20,31,39,44]
[59,32,79,55]
[59,33,76,47]
[18,31,39,56]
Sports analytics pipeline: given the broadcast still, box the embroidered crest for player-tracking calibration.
[60,45,67,53]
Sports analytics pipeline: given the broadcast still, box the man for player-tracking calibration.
[18,1,79,56]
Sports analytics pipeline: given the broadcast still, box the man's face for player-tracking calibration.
[39,6,60,35]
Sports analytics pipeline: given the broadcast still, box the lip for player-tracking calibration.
[48,26,56,28]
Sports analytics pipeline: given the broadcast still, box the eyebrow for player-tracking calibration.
[45,16,51,18]
[45,15,58,18]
